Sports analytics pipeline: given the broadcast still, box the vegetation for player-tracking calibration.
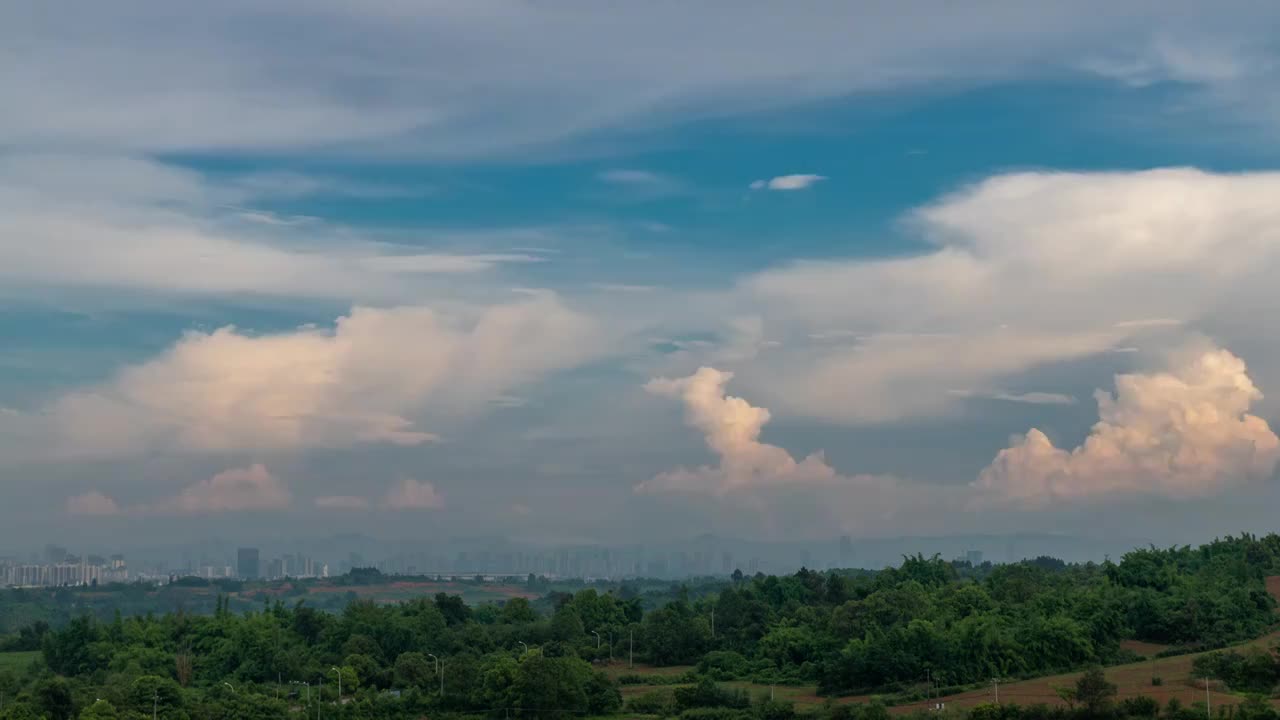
[0,533,1277,719]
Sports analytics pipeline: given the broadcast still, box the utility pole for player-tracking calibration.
[711,608,715,638]
[317,678,322,720]
[629,629,634,668]
[993,678,1000,705]
[608,632,613,662]
[439,658,444,697]
[1204,678,1211,719]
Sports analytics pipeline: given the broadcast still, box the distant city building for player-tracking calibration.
[839,535,854,568]
[965,549,984,566]
[237,548,260,579]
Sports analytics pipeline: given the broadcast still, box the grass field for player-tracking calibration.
[0,651,40,673]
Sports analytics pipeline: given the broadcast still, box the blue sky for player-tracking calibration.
[5,2,1280,550]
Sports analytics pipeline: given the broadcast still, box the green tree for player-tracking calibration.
[77,700,117,720]
[1075,666,1117,717]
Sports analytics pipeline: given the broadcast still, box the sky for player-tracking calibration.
[5,1,1280,551]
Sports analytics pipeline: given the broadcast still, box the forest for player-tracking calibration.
[1,534,1279,720]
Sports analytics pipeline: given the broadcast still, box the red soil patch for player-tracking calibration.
[1266,576,1280,606]
[1120,639,1172,657]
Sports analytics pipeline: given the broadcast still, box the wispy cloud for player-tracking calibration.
[948,389,1078,405]
[749,174,826,191]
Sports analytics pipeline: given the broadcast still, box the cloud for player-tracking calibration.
[41,294,596,455]
[729,168,1280,425]
[948,389,1078,406]
[383,479,445,510]
[314,495,372,510]
[973,347,1280,507]
[4,4,1272,158]
[66,492,121,517]
[750,174,826,191]
[148,464,291,514]
[0,155,559,302]
[598,169,666,185]
[638,366,959,537]
[638,367,844,494]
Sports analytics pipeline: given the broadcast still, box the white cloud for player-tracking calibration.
[638,366,957,536]
[3,4,1271,157]
[638,367,848,494]
[949,389,1078,406]
[750,174,826,191]
[973,346,1280,507]
[315,495,371,510]
[0,154,557,302]
[148,464,291,514]
[39,294,596,456]
[728,168,1280,425]
[384,479,445,510]
[66,492,121,517]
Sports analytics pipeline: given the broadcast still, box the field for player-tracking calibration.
[0,651,40,673]
[251,580,540,605]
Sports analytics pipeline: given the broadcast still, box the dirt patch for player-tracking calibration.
[1266,576,1280,606]
[1120,639,1173,657]
[906,628,1280,715]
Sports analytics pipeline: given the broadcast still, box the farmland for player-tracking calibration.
[0,650,39,673]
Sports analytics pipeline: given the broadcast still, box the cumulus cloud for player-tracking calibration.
[71,464,292,517]
[638,367,959,536]
[750,174,826,191]
[974,347,1280,507]
[638,367,849,494]
[314,495,372,510]
[731,168,1280,425]
[149,464,291,514]
[41,293,595,456]
[66,492,121,517]
[383,479,445,510]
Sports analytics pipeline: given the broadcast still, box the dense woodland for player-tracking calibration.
[1,534,1280,720]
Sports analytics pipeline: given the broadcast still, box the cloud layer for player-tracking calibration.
[975,347,1280,507]
[750,174,826,191]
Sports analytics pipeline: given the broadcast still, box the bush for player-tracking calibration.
[1118,695,1160,718]
[673,677,750,711]
[628,689,677,716]
[680,709,750,720]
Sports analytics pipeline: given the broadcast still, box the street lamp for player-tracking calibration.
[427,653,443,696]
[517,641,528,655]
[222,682,235,693]
[331,667,341,703]
[592,630,601,650]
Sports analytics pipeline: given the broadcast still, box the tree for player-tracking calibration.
[33,676,74,720]
[394,651,435,689]
[78,700,118,720]
[1074,666,1117,716]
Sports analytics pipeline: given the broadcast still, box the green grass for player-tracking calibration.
[0,651,40,673]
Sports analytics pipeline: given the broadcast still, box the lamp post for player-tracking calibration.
[517,641,528,656]
[331,667,341,703]
[592,630,601,650]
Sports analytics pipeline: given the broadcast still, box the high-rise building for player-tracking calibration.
[839,535,854,568]
[966,550,984,566]
[237,548,260,579]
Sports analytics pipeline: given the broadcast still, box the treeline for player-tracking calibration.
[0,533,1277,720]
